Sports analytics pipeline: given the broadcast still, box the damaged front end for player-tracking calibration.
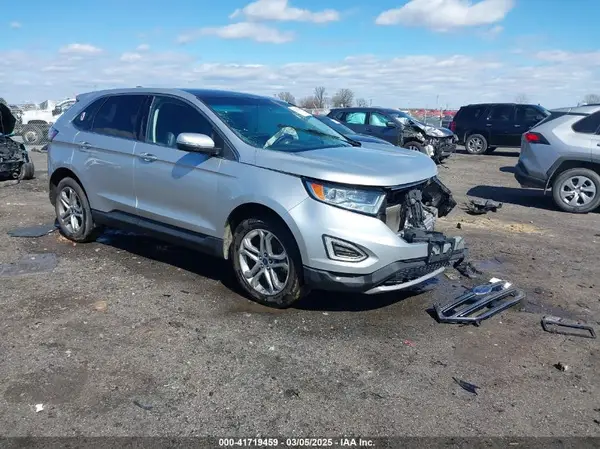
[0,103,35,180]
[374,177,466,288]
[404,123,458,163]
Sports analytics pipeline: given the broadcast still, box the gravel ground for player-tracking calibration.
[0,148,598,437]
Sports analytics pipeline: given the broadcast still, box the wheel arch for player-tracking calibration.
[49,167,88,207]
[222,202,306,264]
[546,158,600,190]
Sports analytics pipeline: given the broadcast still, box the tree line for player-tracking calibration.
[276,87,369,109]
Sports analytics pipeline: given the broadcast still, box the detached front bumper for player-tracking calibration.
[304,233,467,294]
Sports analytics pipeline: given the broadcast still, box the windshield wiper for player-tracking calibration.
[277,124,359,146]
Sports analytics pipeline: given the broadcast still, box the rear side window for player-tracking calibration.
[488,105,515,121]
[91,95,148,140]
[572,111,600,134]
[72,98,106,131]
[343,112,366,125]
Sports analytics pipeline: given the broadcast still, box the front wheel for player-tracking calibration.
[404,141,428,156]
[465,134,488,154]
[552,168,600,213]
[232,217,305,308]
[55,177,102,242]
[19,161,35,180]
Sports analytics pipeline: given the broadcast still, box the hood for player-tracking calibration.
[411,121,454,138]
[0,103,16,135]
[255,144,437,187]
[348,133,394,146]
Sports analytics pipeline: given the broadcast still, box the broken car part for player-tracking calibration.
[0,103,35,180]
[455,260,483,279]
[453,377,480,395]
[541,315,596,339]
[8,223,58,238]
[465,198,503,215]
[434,280,525,325]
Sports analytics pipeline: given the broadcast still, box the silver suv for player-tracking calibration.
[515,105,600,213]
[47,88,466,307]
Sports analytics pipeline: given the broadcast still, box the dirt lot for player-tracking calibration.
[0,148,598,437]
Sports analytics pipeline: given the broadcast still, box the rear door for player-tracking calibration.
[514,105,548,145]
[572,111,600,162]
[485,105,516,146]
[71,94,149,215]
[133,95,222,236]
[366,111,401,145]
[337,111,369,134]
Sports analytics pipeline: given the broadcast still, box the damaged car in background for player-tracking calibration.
[327,107,458,164]
[0,103,35,180]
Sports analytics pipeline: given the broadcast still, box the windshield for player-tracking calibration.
[198,95,351,152]
[315,115,354,135]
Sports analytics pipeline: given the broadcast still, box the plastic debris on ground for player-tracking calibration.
[454,260,483,279]
[465,198,503,215]
[8,223,57,238]
[541,316,596,339]
[434,278,525,326]
[453,377,480,395]
[35,404,44,413]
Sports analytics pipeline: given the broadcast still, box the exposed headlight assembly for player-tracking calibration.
[304,179,386,215]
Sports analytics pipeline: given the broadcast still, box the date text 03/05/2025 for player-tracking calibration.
[218,438,375,447]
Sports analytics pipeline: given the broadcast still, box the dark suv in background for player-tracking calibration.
[451,103,549,154]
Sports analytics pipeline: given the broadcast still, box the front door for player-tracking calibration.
[133,95,222,237]
[71,94,149,215]
[485,105,516,146]
[366,111,401,145]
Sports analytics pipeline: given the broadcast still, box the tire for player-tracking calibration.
[55,177,102,243]
[465,134,488,154]
[21,125,44,145]
[485,146,497,154]
[404,141,428,156]
[20,161,35,180]
[551,168,600,214]
[231,217,305,308]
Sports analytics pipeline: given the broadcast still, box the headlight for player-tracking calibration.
[304,179,386,215]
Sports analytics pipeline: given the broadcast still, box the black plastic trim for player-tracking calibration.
[91,210,223,258]
[545,155,598,184]
[303,248,467,293]
[514,161,546,188]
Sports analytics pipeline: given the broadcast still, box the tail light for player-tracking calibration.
[524,131,549,145]
[449,121,456,132]
[47,126,58,141]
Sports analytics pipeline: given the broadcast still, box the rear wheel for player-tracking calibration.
[21,125,44,145]
[55,177,102,242]
[552,168,600,213]
[232,217,305,308]
[465,134,488,154]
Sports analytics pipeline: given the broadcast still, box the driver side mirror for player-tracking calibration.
[386,120,397,128]
[176,133,218,155]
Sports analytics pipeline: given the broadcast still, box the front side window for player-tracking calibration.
[91,95,147,139]
[198,95,350,152]
[148,96,215,147]
[369,112,390,127]
[488,105,515,121]
[572,111,600,134]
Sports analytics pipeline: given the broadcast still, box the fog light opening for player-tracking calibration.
[323,235,368,262]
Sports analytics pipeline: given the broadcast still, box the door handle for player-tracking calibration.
[78,141,91,152]
[486,124,492,127]
[139,152,157,162]
[514,124,521,128]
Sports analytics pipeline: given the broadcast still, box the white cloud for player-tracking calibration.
[9,21,22,29]
[178,22,294,44]
[3,48,600,109]
[120,52,143,62]
[376,0,514,31]
[137,44,150,51]
[230,0,340,23]
[59,43,103,55]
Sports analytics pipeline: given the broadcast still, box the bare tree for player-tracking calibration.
[331,88,355,108]
[277,91,296,104]
[313,86,327,108]
[356,98,368,107]
[514,93,529,104]
[583,93,600,104]
[298,96,317,109]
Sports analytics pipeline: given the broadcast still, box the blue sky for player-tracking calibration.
[2,0,600,108]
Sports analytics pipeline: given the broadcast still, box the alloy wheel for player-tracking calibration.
[238,229,290,296]
[559,175,597,207]
[57,186,85,234]
[23,130,39,144]
[407,145,421,152]
[468,137,484,153]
